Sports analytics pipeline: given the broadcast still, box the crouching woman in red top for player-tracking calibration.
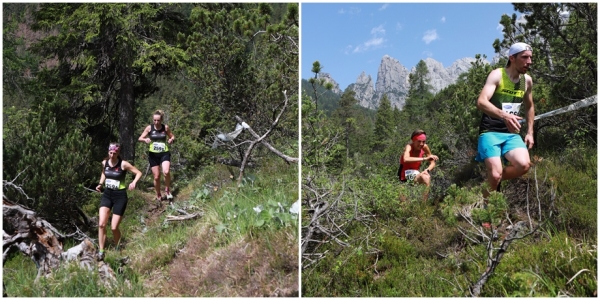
[398,130,439,187]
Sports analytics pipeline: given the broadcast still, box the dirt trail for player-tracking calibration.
[129,183,298,297]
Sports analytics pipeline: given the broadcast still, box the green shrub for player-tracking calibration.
[3,108,95,225]
[361,175,403,220]
[440,184,480,225]
[484,232,597,297]
[548,152,597,239]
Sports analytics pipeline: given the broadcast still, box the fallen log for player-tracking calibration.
[166,212,201,222]
[3,196,117,288]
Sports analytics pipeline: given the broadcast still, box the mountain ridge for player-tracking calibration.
[319,55,488,110]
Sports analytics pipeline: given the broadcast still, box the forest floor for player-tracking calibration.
[3,163,299,297]
[126,167,298,297]
[131,183,298,297]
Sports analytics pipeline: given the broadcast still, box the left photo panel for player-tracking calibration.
[2,3,299,297]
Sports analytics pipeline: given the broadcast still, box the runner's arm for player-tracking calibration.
[476,69,504,119]
[422,145,438,171]
[122,161,142,190]
[522,75,535,148]
[165,125,175,144]
[402,145,421,163]
[138,125,151,143]
[96,160,106,192]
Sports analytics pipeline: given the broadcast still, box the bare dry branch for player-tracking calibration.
[3,196,117,286]
[467,164,557,296]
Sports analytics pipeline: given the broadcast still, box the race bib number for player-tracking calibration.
[152,142,166,152]
[405,169,419,181]
[105,179,120,190]
[502,103,521,116]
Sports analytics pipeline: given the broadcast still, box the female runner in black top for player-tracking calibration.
[95,143,142,260]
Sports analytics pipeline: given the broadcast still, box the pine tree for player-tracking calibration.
[333,90,358,160]
[372,95,394,152]
[31,3,189,160]
[403,60,434,123]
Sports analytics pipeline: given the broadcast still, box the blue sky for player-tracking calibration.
[301,3,522,89]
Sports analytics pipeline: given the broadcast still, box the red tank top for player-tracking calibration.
[399,147,424,181]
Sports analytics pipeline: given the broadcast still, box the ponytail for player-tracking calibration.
[153,110,164,122]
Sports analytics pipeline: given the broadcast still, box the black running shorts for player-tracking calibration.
[100,189,128,216]
[148,151,171,168]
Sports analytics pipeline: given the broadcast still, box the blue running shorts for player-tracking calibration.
[475,132,526,162]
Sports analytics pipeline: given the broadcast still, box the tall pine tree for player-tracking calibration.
[403,60,434,123]
[333,90,358,160]
[372,95,394,152]
[31,3,188,160]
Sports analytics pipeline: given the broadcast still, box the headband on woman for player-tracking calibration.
[412,134,427,142]
[108,145,120,152]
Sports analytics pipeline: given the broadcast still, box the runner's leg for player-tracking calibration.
[415,172,431,201]
[152,165,161,199]
[483,157,503,199]
[415,172,431,187]
[502,148,531,180]
[162,160,171,193]
[98,206,111,251]
[111,214,123,246]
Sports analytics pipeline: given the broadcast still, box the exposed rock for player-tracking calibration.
[419,57,477,93]
[374,55,410,110]
[337,55,487,110]
[318,72,343,95]
[349,71,376,109]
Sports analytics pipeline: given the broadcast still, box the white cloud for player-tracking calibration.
[379,4,389,11]
[516,14,528,26]
[351,24,387,53]
[422,29,438,44]
[338,7,361,15]
[353,37,385,53]
[440,16,446,23]
[371,25,385,36]
[496,23,504,33]
[365,37,384,47]
[343,45,354,55]
[396,22,403,31]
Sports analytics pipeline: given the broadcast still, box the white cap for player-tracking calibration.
[506,42,532,67]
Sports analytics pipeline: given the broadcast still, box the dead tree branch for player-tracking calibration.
[234,90,299,182]
[3,166,34,202]
[469,221,528,296]
[463,164,557,297]
[3,196,116,286]
[301,174,380,271]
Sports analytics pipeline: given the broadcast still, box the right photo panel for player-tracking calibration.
[301,3,597,297]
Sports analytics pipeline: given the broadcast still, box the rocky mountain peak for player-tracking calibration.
[346,55,483,109]
[349,72,376,109]
[318,72,343,95]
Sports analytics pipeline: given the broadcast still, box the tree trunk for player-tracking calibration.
[119,67,136,161]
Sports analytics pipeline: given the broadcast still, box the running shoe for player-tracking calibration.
[165,190,173,200]
[97,251,105,261]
